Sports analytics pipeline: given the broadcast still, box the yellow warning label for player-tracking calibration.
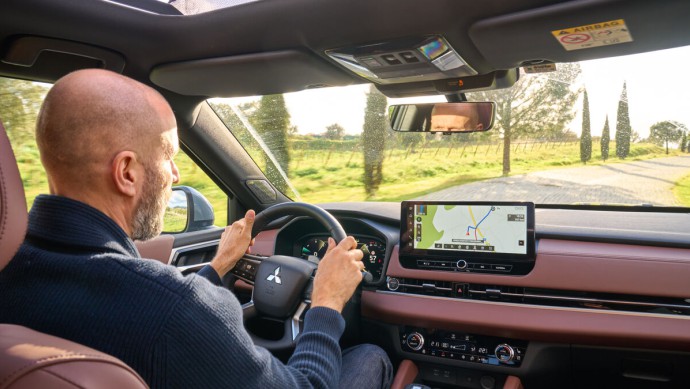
[551,19,633,52]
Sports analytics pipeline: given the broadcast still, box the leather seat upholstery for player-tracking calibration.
[0,120,148,388]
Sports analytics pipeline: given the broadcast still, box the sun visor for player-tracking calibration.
[470,0,690,69]
[150,50,360,98]
[0,36,125,82]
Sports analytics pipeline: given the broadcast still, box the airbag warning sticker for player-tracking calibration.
[551,19,632,51]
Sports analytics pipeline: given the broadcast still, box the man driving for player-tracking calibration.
[0,69,392,388]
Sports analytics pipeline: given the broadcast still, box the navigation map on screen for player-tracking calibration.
[410,204,528,255]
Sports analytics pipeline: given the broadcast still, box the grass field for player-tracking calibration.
[15,139,687,228]
[285,141,683,203]
[673,173,690,206]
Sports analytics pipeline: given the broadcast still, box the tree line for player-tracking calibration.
[579,81,689,163]
[4,73,688,202]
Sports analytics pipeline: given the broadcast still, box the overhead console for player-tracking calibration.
[399,201,535,275]
[326,36,478,85]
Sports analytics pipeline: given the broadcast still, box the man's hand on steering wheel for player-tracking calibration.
[230,202,369,351]
[311,236,365,313]
[209,209,256,277]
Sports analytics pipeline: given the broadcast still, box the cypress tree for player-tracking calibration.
[580,89,592,163]
[362,85,387,198]
[615,82,631,158]
[601,115,610,161]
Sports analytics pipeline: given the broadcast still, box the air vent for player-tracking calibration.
[467,285,525,303]
[397,278,453,297]
[522,288,690,316]
[385,279,690,317]
[246,179,277,203]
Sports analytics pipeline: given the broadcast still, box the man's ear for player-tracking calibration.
[111,150,142,197]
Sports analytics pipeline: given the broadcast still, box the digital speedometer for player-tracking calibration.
[358,239,386,280]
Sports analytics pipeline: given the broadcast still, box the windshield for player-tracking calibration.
[209,45,690,207]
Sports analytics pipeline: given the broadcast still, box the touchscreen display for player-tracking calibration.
[405,203,529,255]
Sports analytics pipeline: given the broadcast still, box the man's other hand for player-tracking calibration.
[310,236,365,313]
[209,210,255,277]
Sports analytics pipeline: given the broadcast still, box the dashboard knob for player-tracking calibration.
[456,260,468,269]
[387,277,400,291]
[406,332,425,351]
[495,344,515,363]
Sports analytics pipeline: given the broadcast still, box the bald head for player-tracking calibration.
[35,69,180,238]
[36,69,176,182]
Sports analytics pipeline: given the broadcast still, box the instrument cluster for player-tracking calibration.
[297,236,386,281]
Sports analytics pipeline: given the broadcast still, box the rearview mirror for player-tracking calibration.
[389,102,495,133]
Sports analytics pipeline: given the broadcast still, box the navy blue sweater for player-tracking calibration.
[0,195,345,388]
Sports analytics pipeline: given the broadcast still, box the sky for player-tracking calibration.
[573,45,690,138]
[214,44,690,139]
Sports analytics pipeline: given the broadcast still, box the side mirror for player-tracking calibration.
[163,186,215,233]
[389,102,495,133]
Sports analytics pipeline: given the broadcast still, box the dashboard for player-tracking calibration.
[270,203,690,388]
[168,202,690,388]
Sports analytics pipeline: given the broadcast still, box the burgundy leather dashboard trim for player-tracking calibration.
[391,360,418,389]
[135,234,175,265]
[234,279,253,293]
[385,239,690,298]
[503,376,524,389]
[366,238,690,351]
[252,229,277,256]
[362,290,690,350]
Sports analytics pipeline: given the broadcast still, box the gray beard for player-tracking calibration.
[131,168,167,241]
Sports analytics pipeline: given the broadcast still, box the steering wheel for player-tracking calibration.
[234,202,362,351]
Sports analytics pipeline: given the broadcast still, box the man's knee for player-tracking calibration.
[353,344,391,367]
[341,344,393,389]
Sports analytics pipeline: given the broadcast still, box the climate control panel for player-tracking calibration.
[400,327,527,367]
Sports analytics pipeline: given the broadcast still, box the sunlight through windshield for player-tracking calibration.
[209,45,690,206]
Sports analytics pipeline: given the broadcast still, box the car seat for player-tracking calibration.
[0,120,148,389]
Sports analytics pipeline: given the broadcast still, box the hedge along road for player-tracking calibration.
[419,155,690,206]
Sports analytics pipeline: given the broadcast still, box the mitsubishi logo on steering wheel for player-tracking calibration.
[266,266,282,285]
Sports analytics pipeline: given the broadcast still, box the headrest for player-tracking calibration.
[0,120,28,271]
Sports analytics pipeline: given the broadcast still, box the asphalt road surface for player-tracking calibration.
[419,155,690,206]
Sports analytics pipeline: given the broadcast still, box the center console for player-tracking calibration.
[399,201,536,275]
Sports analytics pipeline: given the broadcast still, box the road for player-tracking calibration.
[419,155,690,206]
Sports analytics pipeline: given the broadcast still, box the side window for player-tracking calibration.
[1,77,227,229]
[173,151,228,228]
[0,78,50,209]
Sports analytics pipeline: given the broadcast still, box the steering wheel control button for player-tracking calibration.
[495,344,515,364]
[386,277,400,291]
[456,260,467,269]
[406,332,425,351]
